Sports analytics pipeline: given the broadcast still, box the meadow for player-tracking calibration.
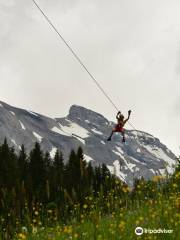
[0,141,179,240]
[12,166,180,239]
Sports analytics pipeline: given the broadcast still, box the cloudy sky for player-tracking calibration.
[0,0,180,155]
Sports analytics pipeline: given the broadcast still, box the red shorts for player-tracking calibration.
[113,124,124,133]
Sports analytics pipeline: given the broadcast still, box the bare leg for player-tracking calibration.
[121,131,125,142]
[107,130,115,141]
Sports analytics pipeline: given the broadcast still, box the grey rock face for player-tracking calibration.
[0,100,177,186]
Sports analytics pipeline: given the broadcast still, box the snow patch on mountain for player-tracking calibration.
[145,145,175,166]
[112,148,125,160]
[10,139,21,150]
[11,139,16,145]
[107,160,127,182]
[166,166,174,174]
[127,163,136,172]
[51,126,69,136]
[61,121,89,138]
[91,129,103,135]
[137,148,141,153]
[10,111,15,116]
[84,154,94,163]
[33,132,43,142]
[115,146,124,155]
[73,135,85,145]
[159,169,166,175]
[150,169,156,174]
[131,130,148,138]
[128,156,147,166]
[19,120,26,130]
[28,111,38,117]
[50,147,57,159]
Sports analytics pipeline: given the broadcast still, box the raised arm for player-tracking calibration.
[124,110,131,123]
[116,111,121,119]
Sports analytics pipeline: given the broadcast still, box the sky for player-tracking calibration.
[0,0,180,155]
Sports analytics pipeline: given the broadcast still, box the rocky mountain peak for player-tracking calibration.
[68,105,109,125]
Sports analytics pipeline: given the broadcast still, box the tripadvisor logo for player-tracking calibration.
[135,227,143,236]
[135,227,173,236]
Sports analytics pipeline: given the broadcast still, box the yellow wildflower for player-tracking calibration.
[118,221,125,231]
[152,175,164,182]
[34,211,39,216]
[83,204,88,209]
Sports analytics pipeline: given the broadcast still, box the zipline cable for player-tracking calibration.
[31,0,119,112]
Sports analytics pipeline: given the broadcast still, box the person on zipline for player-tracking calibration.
[107,110,131,142]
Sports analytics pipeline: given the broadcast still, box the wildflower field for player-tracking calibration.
[14,172,180,240]
[0,141,179,239]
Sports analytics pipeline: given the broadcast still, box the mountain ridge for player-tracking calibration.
[0,100,177,186]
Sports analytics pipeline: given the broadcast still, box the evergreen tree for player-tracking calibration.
[0,139,18,188]
[44,151,51,179]
[54,150,64,187]
[18,145,27,183]
[93,166,102,194]
[29,142,45,199]
[86,162,94,189]
[65,150,80,190]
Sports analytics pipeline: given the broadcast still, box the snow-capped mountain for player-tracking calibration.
[0,100,177,186]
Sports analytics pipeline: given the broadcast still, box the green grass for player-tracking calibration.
[13,190,179,240]
[1,168,179,240]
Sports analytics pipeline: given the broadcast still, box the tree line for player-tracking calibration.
[0,139,125,226]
